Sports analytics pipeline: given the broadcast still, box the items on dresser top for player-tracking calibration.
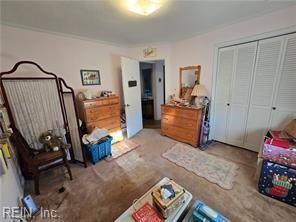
[161,104,203,147]
[191,84,208,107]
[101,90,113,97]
[77,95,123,143]
[166,94,202,109]
[77,90,115,100]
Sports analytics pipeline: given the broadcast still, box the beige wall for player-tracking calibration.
[128,5,296,99]
[128,44,172,100]
[1,25,128,104]
[1,6,296,102]
[0,159,24,221]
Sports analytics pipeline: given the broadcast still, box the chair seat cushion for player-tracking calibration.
[32,150,64,166]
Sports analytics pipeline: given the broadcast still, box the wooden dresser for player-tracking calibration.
[161,105,203,147]
[78,96,122,142]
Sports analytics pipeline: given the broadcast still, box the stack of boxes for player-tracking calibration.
[257,120,296,206]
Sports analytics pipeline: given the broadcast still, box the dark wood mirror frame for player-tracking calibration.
[179,65,201,98]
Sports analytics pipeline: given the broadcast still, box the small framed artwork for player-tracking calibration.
[80,70,101,86]
[143,47,157,58]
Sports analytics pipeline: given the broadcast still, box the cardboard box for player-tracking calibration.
[285,119,296,139]
[258,160,296,206]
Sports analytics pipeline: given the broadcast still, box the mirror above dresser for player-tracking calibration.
[179,65,201,99]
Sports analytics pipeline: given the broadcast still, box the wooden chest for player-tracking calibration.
[161,105,203,147]
[78,96,122,142]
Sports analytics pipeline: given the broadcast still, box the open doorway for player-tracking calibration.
[140,60,165,129]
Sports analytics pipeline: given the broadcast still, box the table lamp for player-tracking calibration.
[191,84,208,106]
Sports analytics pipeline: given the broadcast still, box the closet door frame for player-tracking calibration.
[212,46,236,143]
[243,36,285,151]
[210,27,296,144]
[227,41,258,148]
[213,42,258,148]
[269,33,296,130]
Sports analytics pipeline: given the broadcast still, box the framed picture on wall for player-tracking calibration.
[80,70,101,85]
[143,47,157,58]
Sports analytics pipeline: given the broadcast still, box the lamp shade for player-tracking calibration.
[191,84,208,97]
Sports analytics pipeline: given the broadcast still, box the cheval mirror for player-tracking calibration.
[179,65,201,99]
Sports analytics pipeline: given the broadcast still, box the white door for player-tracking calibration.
[227,42,257,147]
[244,36,285,151]
[121,57,143,138]
[270,33,296,130]
[213,47,235,142]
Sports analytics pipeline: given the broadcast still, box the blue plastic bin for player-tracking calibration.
[84,136,113,164]
[183,200,230,222]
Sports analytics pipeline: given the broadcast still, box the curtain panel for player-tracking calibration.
[3,79,65,150]
[63,93,84,162]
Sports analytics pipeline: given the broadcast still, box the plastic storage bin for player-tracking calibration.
[182,200,230,222]
[84,136,112,164]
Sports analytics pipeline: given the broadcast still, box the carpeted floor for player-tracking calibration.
[28,129,296,222]
[143,119,161,129]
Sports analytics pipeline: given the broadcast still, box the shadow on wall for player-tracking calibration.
[111,54,124,108]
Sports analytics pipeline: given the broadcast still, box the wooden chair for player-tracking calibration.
[10,128,73,195]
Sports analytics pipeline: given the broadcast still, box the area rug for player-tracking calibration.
[162,143,239,189]
[105,139,140,161]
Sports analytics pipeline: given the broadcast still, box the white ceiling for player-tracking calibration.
[1,1,295,46]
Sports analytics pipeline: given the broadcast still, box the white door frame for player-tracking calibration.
[210,25,296,141]
[139,59,166,121]
[121,57,143,138]
[140,59,166,98]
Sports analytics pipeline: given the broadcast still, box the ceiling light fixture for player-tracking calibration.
[127,0,163,16]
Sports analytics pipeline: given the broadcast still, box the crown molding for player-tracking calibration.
[1,22,130,48]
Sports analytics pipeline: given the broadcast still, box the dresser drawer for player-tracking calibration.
[86,118,121,133]
[85,104,120,122]
[162,106,198,120]
[84,100,109,108]
[109,97,119,105]
[161,124,197,142]
[162,114,197,130]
